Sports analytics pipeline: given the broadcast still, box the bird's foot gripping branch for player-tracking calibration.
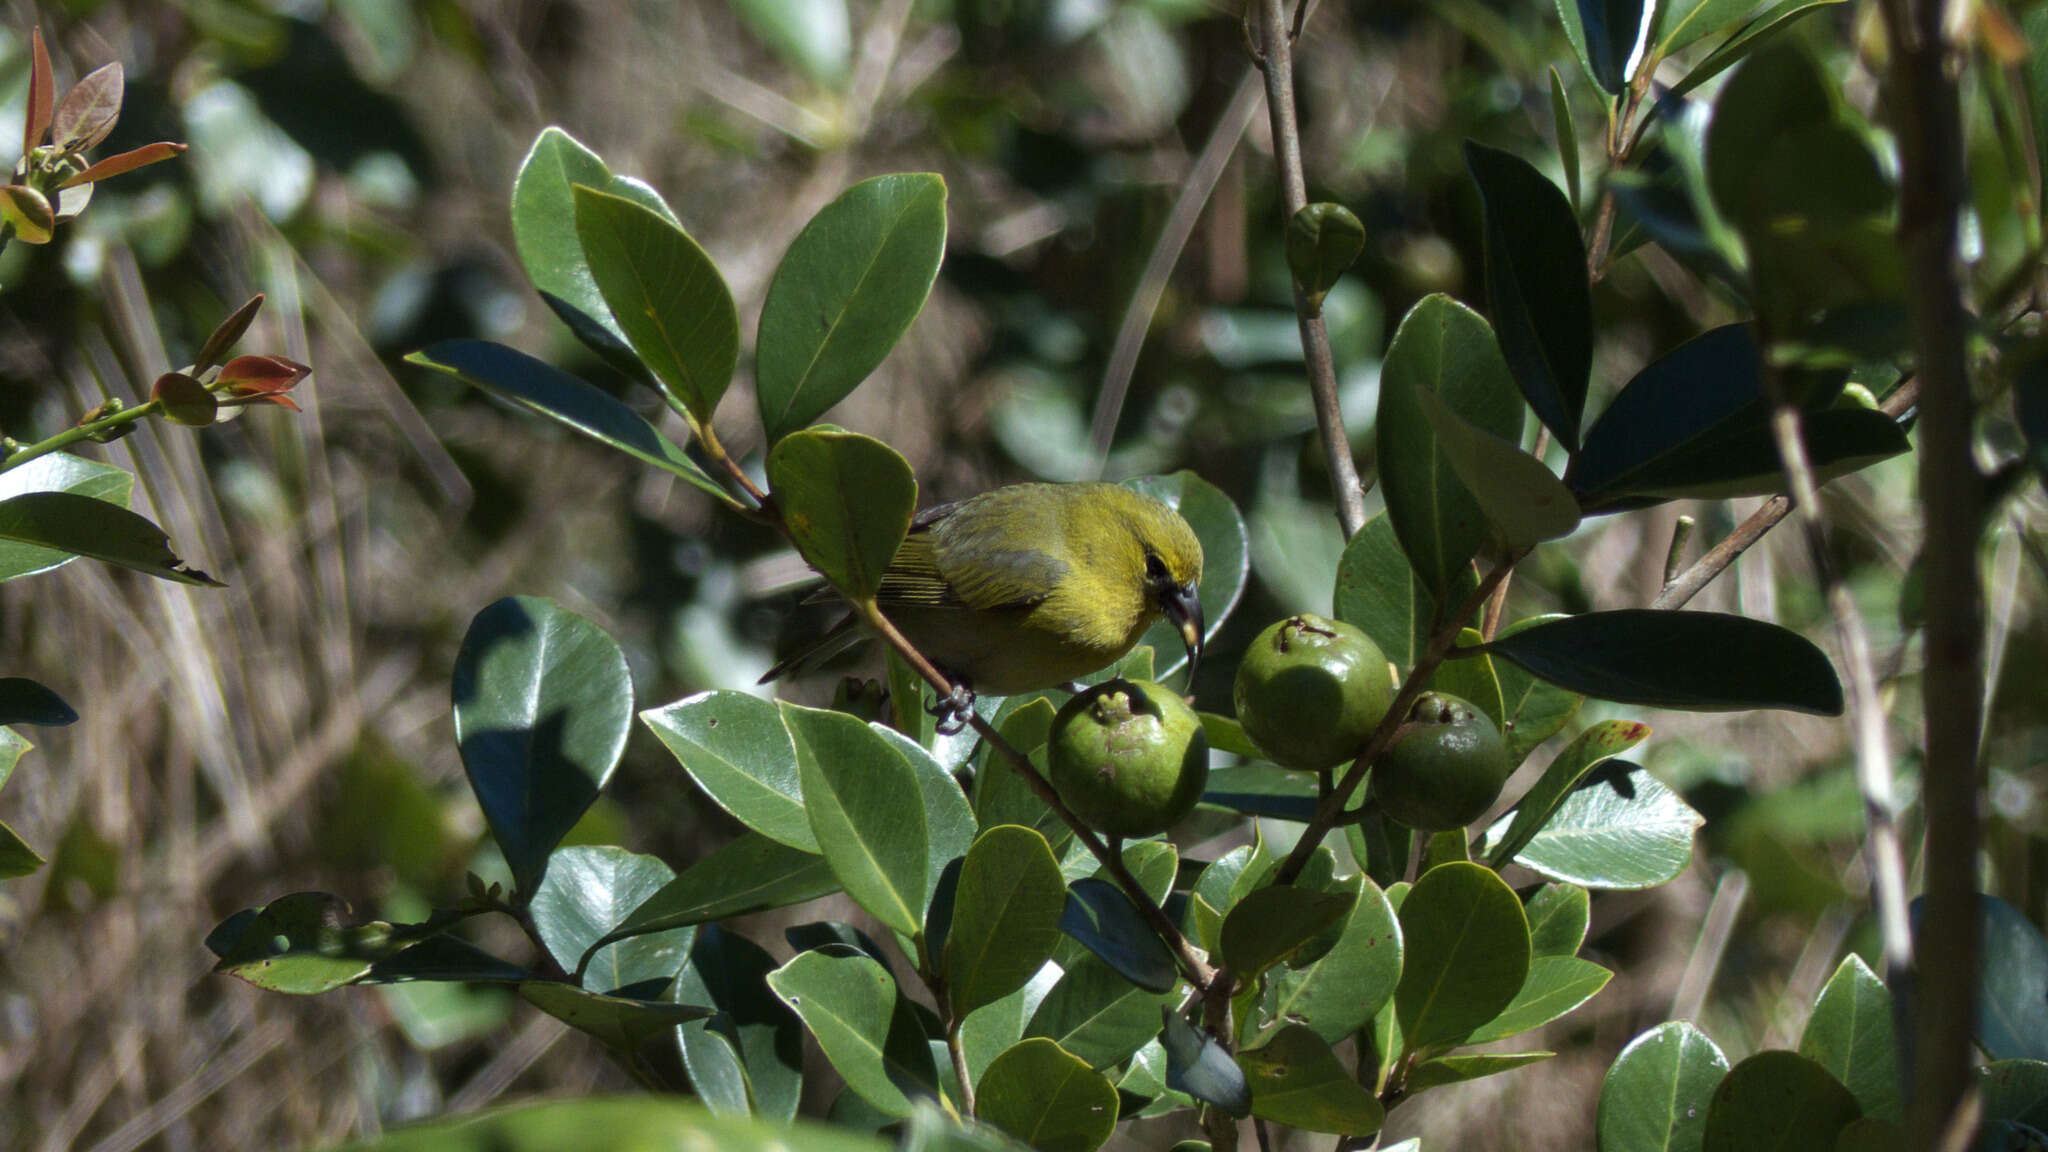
[208,116,1915,1152]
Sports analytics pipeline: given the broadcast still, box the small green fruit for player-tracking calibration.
[1233,614,1393,771]
[1372,691,1510,831]
[1050,679,1209,838]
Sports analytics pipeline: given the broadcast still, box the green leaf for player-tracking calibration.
[451,596,632,896]
[327,1096,891,1152]
[1412,382,1581,549]
[782,702,929,937]
[1702,1049,1860,1151]
[1598,1021,1730,1152]
[0,678,75,726]
[1485,719,1654,868]
[768,949,937,1118]
[0,726,30,790]
[1219,886,1355,979]
[757,173,948,441]
[1163,1009,1251,1117]
[1979,1059,2048,1134]
[1026,953,1176,1071]
[1479,610,1845,715]
[643,690,812,852]
[1406,1051,1554,1092]
[1334,513,1477,667]
[572,185,738,425]
[975,1039,1120,1152]
[1286,202,1367,311]
[1555,0,1646,92]
[1497,763,1704,889]
[509,129,680,356]
[1797,954,1901,1124]
[975,698,1059,838]
[0,491,220,586]
[946,826,1066,1016]
[1465,141,1592,452]
[0,452,134,581]
[0,821,45,879]
[1376,295,1524,600]
[1671,0,1847,101]
[1269,875,1403,1045]
[1525,883,1591,957]
[1977,893,2048,1063]
[1465,955,1612,1044]
[1200,762,1320,823]
[528,845,688,995]
[872,724,977,917]
[518,981,709,1051]
[208,892,392,994]
[1394,861,1530,1055]
[1125,471,1251,681]
[676,925,806,1123]
[1060,878,1178,994]
[598,832,836,950]
[406,340,730,504]
[767,429,917,602]
[1236,1024,1385,1135]
[1493,615,1585,765]
[1551,68,1581,211]
[1658,0,1761,55]
[1432,631,1506,731]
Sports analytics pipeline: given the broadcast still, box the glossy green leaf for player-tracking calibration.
[510,127,683,365]
[1395,861,1530,1055]
[946,826,1065,1016]
[1377,294,1524,599]
[1493,615,1586,764]
[783,702,929,937]
[598,832,837,950]
[676,925,806,1123]
[1978,894,2048,1062]
[1551,67,1581,210]
[767,429,917,603]
[1486,719,1654,868]
[1270,874,1403,1045]
[1187,843,1261,954]
[519,981,709,1050]
[1978,1059,2048,1134]
[768,949,937,1118]
[1334,513,1476,667]
[1200,762,1320,823]
[1286,202,1367,311]
[643,690,812,852]
[1413,383,1582,548]
[528,845,688,995]
[1525,883,1591,957]
[1465,141,1592,451]
[1598,1021,1730,1152]
[0,726,30,790]
[1466,956,1612,1044]
[0,452,134,581]
[1026,953,1176,1071]
[961,964,1062,1088]
[1671,0,1848,101]
[1797,954,1900,1124]
[1406,1051,1554,1092]
[1479,610,1845,715]
[208,892,392,994]
[1656,0,1758,54]
[1553,0,1646,92]
[757,173,947,441]
[871,724,977,916]
[975,1039,1119,1152]
[1499,764,1704,889]
[329,1096,889,1152]
[406,340,729,503]
[1237,1024,1385,1135]
[0,822,45,879]
[975,698,1058,838]
[1220,886,1354,979]
[1126,471,1251,681]
[0,491,219,586]
[1093,839,1177,909]
[572,184,738,425]
[0,678,75,727]
[451,597,631,896]
[1432,630,1506,731]
[1702,1049,1860,1151]
[1163,1009,1250,1117]
[1060,878,1178,994]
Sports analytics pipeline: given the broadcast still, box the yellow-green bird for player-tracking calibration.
[763,482,1206,700]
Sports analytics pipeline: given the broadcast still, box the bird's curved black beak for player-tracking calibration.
[1165,583,1205,685]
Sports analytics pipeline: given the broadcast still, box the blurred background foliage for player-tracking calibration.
[0,0,2026,1148]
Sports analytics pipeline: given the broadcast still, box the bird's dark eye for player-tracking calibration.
[1144,551,1171,584]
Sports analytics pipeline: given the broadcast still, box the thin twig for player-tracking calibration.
[945,1020,977,1115]
[1248,0,1367,538]
[1669,868,1749,1021]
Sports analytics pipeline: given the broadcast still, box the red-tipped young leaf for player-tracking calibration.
[25,28,53,157]
[57,141,187,188]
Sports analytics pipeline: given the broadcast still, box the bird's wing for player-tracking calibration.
[877,511,1068,613]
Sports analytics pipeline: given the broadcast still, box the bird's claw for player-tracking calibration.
[929,684,977,736]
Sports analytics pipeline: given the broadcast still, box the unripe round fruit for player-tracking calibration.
[1371,691,1510,831]
[1233,614,1394,771]
[1050,679,1209,838]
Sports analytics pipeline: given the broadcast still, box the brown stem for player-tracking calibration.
[1249,0,1367,539]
